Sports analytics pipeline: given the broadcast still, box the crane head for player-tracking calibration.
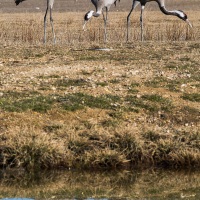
[176,10,192,28]
[83,11,94,30]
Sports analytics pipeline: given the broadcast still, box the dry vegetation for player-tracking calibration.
[0,11,199,45]
[0,10,199,170]
[0,169,199,199]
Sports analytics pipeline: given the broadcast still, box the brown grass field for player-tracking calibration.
[0,0,199,170]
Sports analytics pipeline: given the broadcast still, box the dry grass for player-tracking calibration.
[0,11,199,45]
[0,11,199,170]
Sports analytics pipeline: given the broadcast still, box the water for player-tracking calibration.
[0,169,199,199]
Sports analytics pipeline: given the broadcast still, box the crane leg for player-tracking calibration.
[102,8,108,43]
[50,7,56,44]
[44,6,48,44]
[140,5,144,42]
[127,7,134,42]
[127,0,139,42]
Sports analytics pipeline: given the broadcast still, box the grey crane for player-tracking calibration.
[127,0,192,42]
[83,0,120,42]
[15,0,56,44]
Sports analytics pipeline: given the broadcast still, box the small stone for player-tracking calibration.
[181,84,187,88]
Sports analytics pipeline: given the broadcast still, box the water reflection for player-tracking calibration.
[0,169,199,199]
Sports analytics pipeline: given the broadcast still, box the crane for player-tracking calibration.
[127,0,192,41]
[83,0,120,42]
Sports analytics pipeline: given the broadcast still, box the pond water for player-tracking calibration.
[0,168,199,200]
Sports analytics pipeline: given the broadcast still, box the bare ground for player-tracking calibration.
[0,40,199,169]
[0,9,199,169]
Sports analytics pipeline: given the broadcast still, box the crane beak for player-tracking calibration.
[83,21,87,31]
[186,19,192,28]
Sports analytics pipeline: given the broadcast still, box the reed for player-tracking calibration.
[0,169,199,199]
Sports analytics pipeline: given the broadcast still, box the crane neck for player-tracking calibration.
[155,1,178,17]
[159,6,178,16]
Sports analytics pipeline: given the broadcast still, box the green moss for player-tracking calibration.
[0,91,53,113]
[58,93,121,111]
[181,93,200,102]
[125,94,172,113]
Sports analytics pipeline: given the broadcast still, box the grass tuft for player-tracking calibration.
[54,78,89,88]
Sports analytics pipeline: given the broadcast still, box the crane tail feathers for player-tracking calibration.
[114,0,120,7]
[15,0,26,6]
